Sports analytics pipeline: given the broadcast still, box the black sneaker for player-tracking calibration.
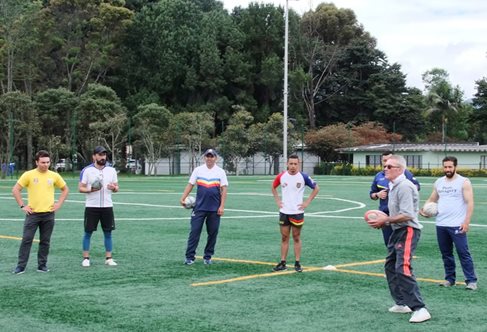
[13,266,25,275]
[37,266,50,273]
[272,261,287,272]
[294,262,303,272]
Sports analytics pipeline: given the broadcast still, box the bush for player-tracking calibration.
[314,162,353,175]
[313,163,487,177]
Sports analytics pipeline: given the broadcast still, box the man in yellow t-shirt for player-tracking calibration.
[12,150,69,274]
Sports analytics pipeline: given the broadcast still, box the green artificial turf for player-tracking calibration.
[0,175,485,331]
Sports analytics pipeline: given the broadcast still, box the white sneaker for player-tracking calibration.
[409,308,431,323]
[81,259,90,267]
[388,304,412,313]
[105,258,117,266]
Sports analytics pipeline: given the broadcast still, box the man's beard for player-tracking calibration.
[96,159,106,166]
[444,170,455,178]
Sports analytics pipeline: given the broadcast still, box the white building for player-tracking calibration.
[144,150,320,176]
[337,143,487,169]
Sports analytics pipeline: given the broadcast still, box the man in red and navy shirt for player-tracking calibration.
[180,149,228,265]
[271,154,319,272]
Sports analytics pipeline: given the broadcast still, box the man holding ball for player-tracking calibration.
[79,146,119,267]
[180,149,228,265]
[368,155,430,323]
[420,156,478,290]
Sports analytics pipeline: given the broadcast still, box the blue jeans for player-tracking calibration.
[436,226,477,284]
[185,211,220,260]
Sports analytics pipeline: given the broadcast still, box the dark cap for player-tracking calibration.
[93,146,108,154]
[204,149,217,157]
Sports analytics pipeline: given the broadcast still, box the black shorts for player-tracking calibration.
[279,213,304,228]
[84,207,115,232]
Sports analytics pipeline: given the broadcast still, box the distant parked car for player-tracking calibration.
[126,158,142,174]
[55,159,71,172]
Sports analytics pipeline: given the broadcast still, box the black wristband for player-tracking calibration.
[20,205,24,209]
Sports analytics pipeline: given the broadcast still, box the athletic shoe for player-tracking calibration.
[272,261,287,272]
[203,259,212,265]
[37,266,50,273]
[294,262,303,272]
[82,259,90,267]
[184,259,194,265]
[388,304,412,313]
[409,308,431,323]
[439,280,454,287]
[105,258,117,266]
[13,266,25,275]
[466,282,478,290]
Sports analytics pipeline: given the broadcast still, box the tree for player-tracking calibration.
[470,77,487,143]
[76,83,128,165]
[34,88,78,162]
[292,3,369,128]
[248,112,295,174]
[305,121,400,161]
[36,0,133,94]
[0,0,42,93]
[305,123,357,162]
[422,68,463,143]
[231,3,286,122]
[133,103,171,175]
[373,87,427,141]
[219,108,254,175]
[170,111,214,171]
[352,122,402,145]
[0,91,38,175]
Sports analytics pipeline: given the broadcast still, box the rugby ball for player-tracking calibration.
[91,179,103,190]
[422,202,438,217]
[184,196,196,209]
[364,209,387,224]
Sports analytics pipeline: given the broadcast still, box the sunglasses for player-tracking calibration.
[384,165,400,169]
[205,154,215,158]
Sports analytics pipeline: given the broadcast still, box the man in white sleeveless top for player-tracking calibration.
[421,156,478,290]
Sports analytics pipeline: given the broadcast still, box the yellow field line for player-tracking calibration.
[191,256,445,287]
[332,268,446,284]
[192,270,297,286]
[335,259,385,268]
[200,256,276,266]
[0,235,39,243]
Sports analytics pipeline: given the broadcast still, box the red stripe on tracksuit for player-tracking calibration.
[402,227,414,276]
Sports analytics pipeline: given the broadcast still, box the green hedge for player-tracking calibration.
[314,162,487,177]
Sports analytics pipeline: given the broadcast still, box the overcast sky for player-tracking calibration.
[221,0,487,99]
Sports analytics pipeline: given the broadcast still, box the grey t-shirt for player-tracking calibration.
[388,175,422,230]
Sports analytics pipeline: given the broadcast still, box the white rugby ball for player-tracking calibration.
[422,202,438,217]
[91,179,103,190]
[184,196,196,209]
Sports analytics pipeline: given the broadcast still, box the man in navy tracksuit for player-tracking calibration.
[180,149,228,265]
[370,151,420,246]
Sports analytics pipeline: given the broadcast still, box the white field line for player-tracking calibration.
[1,196,487,228]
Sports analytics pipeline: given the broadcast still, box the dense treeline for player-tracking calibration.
[1,0,486,176]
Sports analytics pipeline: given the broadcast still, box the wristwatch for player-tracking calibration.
[385,220,390,226]
[20,205,24,209]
